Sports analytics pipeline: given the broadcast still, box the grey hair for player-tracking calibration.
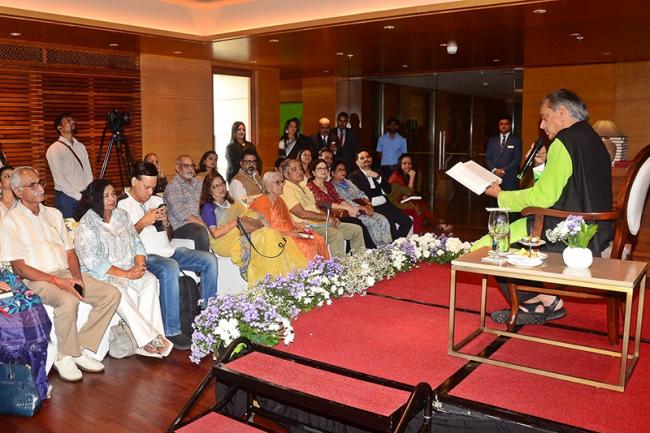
[542,88,589,122]
[280,158,298,177]
[175,154,192,166]
[262,170,282,187]
[10,166,38,190]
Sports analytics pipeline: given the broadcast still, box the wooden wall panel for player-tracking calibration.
[279,78,301,103]
[301,76,337,137]
[614,61,650,158]
[253,67,280,173]
[140,53,213,178]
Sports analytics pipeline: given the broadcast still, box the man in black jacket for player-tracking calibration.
[333,112,361,173]
[348,150,412,239]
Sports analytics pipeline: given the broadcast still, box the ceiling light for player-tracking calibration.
[575,35,584,41]
[482,81,489,87]
[602,51,612,56]
[401,64,408,68]
[109,43,119,47]
[533,8,547,14]
[492,59,501,62]
[439,43,448,47]
[446,41,458,55]
[336,52,344,56]
[347,54,354,59]
[570,32,581,37]
[9,32,21,37]
[251,60,258,64]
[269,39,279,43]
[383,25,395,30]
[173,50,183,55]
[323,70,329,73]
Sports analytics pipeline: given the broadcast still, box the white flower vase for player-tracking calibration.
[562,247,593,269]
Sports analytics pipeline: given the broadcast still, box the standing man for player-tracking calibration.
[334,112,360,173]
[163,154,210,252]
[310,118,340,157]
[485,116,522,191]
[376,118,407,180]
[1,167,120,381]
[229,146,264,203]
[46,113,93,218]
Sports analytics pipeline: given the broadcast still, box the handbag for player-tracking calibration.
[0,363,42,417]
[108,320,137,359]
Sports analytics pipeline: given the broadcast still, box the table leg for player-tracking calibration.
[619,289,634,387]
[448,269,457,352]
[507,282,519,332]
[634,274,646,359]
[480,276,487,328]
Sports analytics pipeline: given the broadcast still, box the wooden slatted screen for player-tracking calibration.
[0,67,141,203]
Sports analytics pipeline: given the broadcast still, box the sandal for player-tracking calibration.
[135,344,163,358]
[151,335,173,357]
[544,297,567,322]
[490,301,547,325]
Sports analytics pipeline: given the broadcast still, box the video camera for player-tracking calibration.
[106,109,131,133]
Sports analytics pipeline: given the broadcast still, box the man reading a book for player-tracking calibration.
[480,89,613,325]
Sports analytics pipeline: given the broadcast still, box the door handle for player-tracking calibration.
[441,131,447,170]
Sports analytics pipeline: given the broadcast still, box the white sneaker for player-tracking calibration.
[73,353,105,373]
[53,356,83,382]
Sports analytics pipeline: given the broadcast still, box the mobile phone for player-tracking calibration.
[73,283,84,297]
[157,204,166,209]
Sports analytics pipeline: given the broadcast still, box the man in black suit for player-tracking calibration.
[310,117,340,157]
[485,115,522,191]
[348,150,412,240]
[333,111,361,173]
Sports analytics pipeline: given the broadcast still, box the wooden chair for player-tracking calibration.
[507,144,650,344]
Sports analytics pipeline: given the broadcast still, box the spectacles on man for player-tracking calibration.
[242,159,257,165]
[19,179,46,190]
[181,163,196,170]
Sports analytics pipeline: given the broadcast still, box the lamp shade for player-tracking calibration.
[592,120,622,137]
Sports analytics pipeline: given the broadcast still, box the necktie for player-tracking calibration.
[500,134,506,148]
[339,129,344,146]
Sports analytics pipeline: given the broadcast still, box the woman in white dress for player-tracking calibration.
[74,180,172,358]
[0,166,17,218]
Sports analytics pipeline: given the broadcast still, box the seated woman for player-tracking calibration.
[388,153,451,234]
[0,165,16,218]
[200,173,307,284]
[196,150,219,181]
[308,159,389,249]
[297,148,313,182]
[330,161,393,247]
[251,171,330,261]
[74,180,172,358]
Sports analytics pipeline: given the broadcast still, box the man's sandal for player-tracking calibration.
[490,301,547,325]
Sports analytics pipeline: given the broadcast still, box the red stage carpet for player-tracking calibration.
[277,263,650,432]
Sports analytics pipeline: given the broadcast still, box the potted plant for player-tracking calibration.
[545,215,598,268]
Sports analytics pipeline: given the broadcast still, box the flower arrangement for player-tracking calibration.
[545,215,598,248]
[190,232,471,363]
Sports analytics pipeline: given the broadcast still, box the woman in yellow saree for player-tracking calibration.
[200,173,307,284]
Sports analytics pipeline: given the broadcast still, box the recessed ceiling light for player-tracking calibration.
[323,70,329,73]
[9,32,21,37]
[173,50,183,55]
[383,25,395,30]
[575,35,584,41]
[439,43,448,47]
[533,8,547,14]
[569,32,581,37]
[269,39,279,43]
[109,43,119,47]
[602,51,612,56]
[492,59,501,62]
[347,54,354,59]
[251,60,258,64]
[482,81,489,87]
[401,64,408,68]
[336,52,344,56]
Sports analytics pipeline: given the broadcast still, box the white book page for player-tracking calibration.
[463,160,502,184]
[400,195,422,204]
[446,161,500,195]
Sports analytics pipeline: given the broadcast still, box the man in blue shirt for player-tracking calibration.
[376,118,407,180]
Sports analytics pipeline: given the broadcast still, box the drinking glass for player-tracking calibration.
[487,209,510,256]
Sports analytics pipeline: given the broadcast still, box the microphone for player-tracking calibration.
[517,136,546,180]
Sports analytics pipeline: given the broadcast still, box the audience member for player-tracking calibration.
[485,115,522,191]
[281,159,364,258]
[118,161,218,349]
[0,166,120,381]
[200,173,306,283]
[225,121,259,182]
[46,113,93,218]
[74,180,172,358]
[388,153,449,234]
[334,112,360,173]
[297,148,313,180]
[307,159,378,249]
[229,146,263,203]
[349,150,412,240]
[310,117,340,157]
[279,117,310,160]
[163,154,210,252]
[318,148,335,171]
[331,161,392,246]
[376,118,407,180]
[144,153,168,194]
[251,171,330,261]
[196,150,219,181]
[0,165,16,218]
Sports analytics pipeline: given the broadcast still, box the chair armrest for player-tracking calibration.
[521,207,621,237]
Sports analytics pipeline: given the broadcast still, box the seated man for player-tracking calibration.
[348,150,413,240]
[0,166,120,382]
[119,161,219,349]
[280,158,364,258]
[229,146,263,203]
[482,88,613,324]
[163,154,210,251]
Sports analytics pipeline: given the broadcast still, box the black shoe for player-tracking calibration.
[168,334,192,350]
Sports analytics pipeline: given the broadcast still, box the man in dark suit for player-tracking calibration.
[348,150,412,240]
[333,111,361,173]
[485,116,522,191]
[310,117,340,157]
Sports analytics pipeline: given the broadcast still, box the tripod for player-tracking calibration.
[97,126,132,188]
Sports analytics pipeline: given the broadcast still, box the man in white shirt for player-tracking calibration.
[1,166,120,382]
[119,161,218,349]
[46,113,93,218]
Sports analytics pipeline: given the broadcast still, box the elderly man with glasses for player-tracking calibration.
[228,145,263,204]
[163,154,210,252]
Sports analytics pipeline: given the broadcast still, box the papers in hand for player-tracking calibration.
[446,160,501,195]
[400,195,422,204]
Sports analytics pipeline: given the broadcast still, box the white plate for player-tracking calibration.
[503,250,548,260]
[507,256,543,268]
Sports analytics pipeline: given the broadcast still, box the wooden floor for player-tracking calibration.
[2,350,214,433]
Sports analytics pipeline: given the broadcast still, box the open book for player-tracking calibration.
[445,160,501,195]
[400,195,422,204]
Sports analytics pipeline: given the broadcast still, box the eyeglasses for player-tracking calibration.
[315,166,328,171]
[19,179,46,190]
[242,159,257,165]
[181,163,196,170]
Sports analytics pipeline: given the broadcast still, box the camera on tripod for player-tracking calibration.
[106,110,131,133]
